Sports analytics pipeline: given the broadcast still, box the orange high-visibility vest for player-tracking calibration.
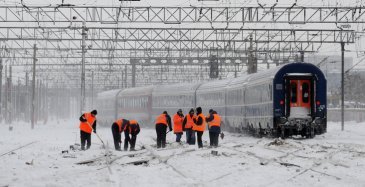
[128,120,139,134]
[193,113,206,132]
[115,119,124,132]
[173,114,184,133]
[79,113,96,134]
[208,114,221,128]
[156,114,168,126]
[185,114,195,129]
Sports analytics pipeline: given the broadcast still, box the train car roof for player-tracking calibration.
[226,73,251,88]
[119,86,154,97]
[153,82,202,96]
[97,89,123,99]
[197,78,232,93]
[274,62,326,82]
[227,62,320,88]
[245,66,280,84]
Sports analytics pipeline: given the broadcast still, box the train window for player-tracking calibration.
[302,83,309,103]
[290,82,297,103]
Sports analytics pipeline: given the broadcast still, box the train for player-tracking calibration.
[96,62,327,138]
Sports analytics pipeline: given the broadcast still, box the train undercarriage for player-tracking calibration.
[240,117,327,139]
[272,116,327,139]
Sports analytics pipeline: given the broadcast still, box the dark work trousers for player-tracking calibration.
[196,131,204,148]
[185,128,196,145]
[209,132,220,147]
[124,131,131,151]
[111,124,121,150]
[156,124,167,148]
[175,133,182,142]
[129,135,137,150]
[80,130,91,150]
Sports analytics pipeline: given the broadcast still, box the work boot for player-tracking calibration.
[130,148,136,151]
[81,146,85,151]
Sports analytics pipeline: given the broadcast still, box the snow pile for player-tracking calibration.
[1,120,365,186]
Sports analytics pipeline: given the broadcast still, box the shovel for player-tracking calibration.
[86,121,106,148]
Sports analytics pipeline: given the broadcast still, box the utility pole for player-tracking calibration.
[300,51,305,62]
[4,65,7,123]
[121,70,124,88]
[132,62,136,87]
[9,65,12,124]
[36,80,40,123]
[91,71,94,108]
[25,72,29,121]
[0,58,3,120]
[124,65,127,88]
[31,44,37,129]
[341,42,345,131]
[80,21,87,114]
[247,35,257,74]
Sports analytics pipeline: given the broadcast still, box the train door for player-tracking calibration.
[288,79,311,118]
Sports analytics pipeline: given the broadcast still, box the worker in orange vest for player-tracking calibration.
[79,110,97,150]
[206,109,222,147]
[125,120,140,151]
[182,108,196,145]
[111,118,129,151]
[193,107,206,148]
[173,109,184,143]
[155,111,172,148]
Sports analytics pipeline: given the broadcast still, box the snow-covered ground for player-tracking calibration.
[1,120,365,187]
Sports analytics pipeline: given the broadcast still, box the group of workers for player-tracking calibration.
[78,107,222,151]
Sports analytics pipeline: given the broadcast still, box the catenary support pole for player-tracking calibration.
[4,65,7,123]
[0,59,2,119]
[9,65,12,124]
[80,21,87,114]
[300,51,304,62]
[31,44,37,129]
[91,71,94,108]
[124,65,127,87]
[341,42,345,131]
[132,62,136,87]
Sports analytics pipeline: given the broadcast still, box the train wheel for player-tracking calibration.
[310,126,315,138]
[257,124,263,138]
[300,127,306,138]
[267,125,273,137]
[280,127,285,139]
[316,125,323,135]
[245,124,250,134]
[273,128,279,138]
[250,124,254,135]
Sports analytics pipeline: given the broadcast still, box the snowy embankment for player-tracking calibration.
[1,120,365,187]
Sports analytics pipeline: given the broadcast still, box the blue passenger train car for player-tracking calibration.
[96,62,326,138]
